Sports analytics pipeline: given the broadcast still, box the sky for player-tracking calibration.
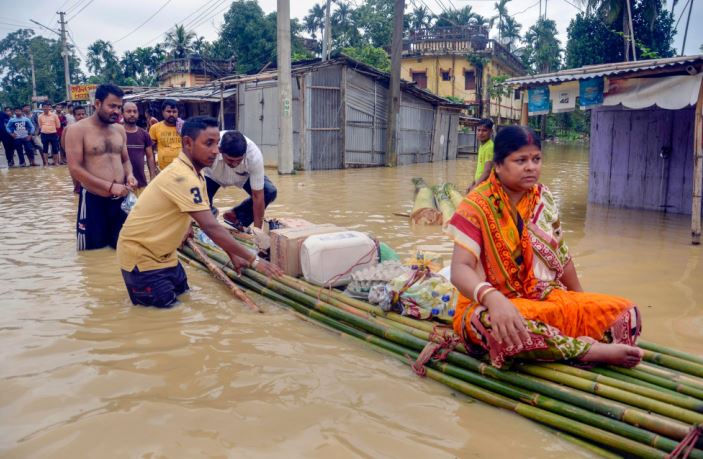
[0,0,700,70]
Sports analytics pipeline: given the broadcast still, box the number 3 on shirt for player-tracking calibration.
[190,187,203,204]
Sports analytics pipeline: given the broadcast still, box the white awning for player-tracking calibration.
[603,73,703,110]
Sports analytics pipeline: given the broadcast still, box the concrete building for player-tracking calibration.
[157,55,234,88]
[402,25,526,121]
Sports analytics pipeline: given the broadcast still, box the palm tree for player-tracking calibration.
[121,50,140,80]
[163,24,196,59]
[304,3,326,40]
[435,6,474,27]
[501,16,522,52]
[332,2,361,48]
[409,5,434,30]
[493,0,512,43]
[470,13,494,33]
[192,36,211,56]
[87,39,120,81]
[523,18,561,73]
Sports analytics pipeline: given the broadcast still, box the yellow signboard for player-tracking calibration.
[69,84,97,101]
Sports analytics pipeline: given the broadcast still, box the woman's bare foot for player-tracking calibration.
[579,342,643,368]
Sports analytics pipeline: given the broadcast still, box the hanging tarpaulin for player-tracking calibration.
[604,73,703,110]
[528,86,550,115]
[579,77,604,110]
[549,81,578,113]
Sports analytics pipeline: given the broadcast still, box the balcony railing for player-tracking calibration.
[403,26,489,54]
[157,57,234,80]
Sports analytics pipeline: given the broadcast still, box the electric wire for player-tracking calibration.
[113,0,173,44]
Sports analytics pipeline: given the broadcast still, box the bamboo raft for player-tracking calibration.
[179,237,703,459]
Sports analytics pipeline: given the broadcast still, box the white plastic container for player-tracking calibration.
[300,231,378,287]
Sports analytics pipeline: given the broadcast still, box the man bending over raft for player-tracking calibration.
[66,84,137,251]
[116,116,283,308]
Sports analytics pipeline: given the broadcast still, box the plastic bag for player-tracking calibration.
[121,192,138,214]
[376,269,457,321]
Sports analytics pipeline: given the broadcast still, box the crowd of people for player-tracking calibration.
[3,82,644,369]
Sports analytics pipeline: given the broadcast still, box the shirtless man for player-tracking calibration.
[66,84,137,251]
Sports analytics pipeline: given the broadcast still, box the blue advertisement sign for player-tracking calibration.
[579,77,604,109]
[528,86,550,115]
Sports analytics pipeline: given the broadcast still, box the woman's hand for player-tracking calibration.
[483,292,532,349]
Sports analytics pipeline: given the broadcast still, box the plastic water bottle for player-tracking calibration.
[121,192,138,214]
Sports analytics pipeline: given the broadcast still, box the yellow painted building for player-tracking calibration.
[401,27,526,121]
[157,56,233,88]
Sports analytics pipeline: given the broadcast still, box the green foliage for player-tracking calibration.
[164,24,196,59]
[445,96,465,104]
[523,18,561,73]
[353,0,395,48]
[87,39,122,83]
[0,29,84,107]
[341,45,391,72]
[565,1,675,68]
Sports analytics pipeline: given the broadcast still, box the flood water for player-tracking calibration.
[1,143,701,458]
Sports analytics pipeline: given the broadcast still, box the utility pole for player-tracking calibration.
[30,12,71,101]
[277,0,294,174]
[322,0,332,61]
[681,0,694,56]
[58,12,71,101]
[29,52,37,108]
[385,0,404,167]
[625,0,637,61]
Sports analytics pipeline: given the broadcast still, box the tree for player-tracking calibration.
[0,29,84,106]
[578,0,665,61]
[87,39,121,83]
[470,13,494,31]
[163,24,196,59]
[493,0,512,43]
[523,18,561,73]
[501,16,522,51]
[409,5,434,30]
[353,0,395,47]
[566,1,674,68]
[332,1,362,48]
[304,3,326,41]
[341,45,391,72]
[435,6,474,28]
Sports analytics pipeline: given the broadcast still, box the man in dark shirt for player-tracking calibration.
[123,101,156,194]
[0,106,15,167]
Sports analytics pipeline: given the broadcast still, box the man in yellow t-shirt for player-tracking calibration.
[471,118,495,189]
[117,116,283,308]
[149,99,182,170]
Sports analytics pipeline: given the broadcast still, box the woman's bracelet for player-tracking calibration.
[250,255,260,269]
[478,287,497,305]
[472,281,492,302]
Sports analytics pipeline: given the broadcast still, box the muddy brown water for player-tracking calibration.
[1,143,701,458]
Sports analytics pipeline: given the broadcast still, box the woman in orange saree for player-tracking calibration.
[446,126,642,369]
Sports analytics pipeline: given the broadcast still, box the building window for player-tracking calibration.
[412,71,428,89]
[514,89,521,100]
[441,70,451,81]
[464,71,476,90]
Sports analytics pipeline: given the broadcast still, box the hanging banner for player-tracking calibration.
[579,77,604,110]
[69,84,98,101]
[549,81,578,113]
[528,86,550,115]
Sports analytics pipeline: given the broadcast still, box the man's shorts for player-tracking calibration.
[77,188,127,251]
[121,263,189,308]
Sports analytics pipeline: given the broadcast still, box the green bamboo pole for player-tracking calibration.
[639,340,703,366]
[539,363,703,412]
[183,246,697,440]
[637,362,703,390]
[179,249,702,457]
[519,365,703,425]
[641,349,703,378]
[591,366,703,401]
[544,428,624,459]
[232,265,694,442]
[603,366,703,400]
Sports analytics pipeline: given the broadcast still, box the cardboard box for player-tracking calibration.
[270,224,346,277]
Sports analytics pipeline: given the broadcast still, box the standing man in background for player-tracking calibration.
[55,104,68,164]
[38,102,61,166]
[0,106,15,167]
[6,107,37,167]
[62,105,87,194]
[149,99,182,171]
[470,118,495,189]
[123,101,156,195]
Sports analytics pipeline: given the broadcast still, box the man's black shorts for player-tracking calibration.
[77,188,127,251]
[121,263,189,308]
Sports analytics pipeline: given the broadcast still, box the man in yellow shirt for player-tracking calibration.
[149,99,182,170]
[470,118,495,189]
[117,116,282,308]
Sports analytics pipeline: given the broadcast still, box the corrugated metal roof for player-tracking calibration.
[504,55,703,87]
[124,84,237,102]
